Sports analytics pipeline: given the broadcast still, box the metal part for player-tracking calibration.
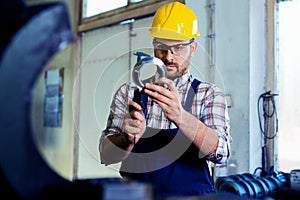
[132,56,167,89]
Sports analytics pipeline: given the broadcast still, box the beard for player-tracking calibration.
[165,60,189,80]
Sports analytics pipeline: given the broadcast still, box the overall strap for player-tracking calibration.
[132,88,148,116]
[141,90,148,116]
[183,78,201,111]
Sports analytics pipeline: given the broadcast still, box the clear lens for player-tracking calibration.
[152,39,194,55]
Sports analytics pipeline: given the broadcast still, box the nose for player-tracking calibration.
[165,48,175,60]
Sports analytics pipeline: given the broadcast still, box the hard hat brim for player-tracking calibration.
[149,27,199,41]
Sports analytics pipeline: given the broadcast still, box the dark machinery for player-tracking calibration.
[0,1,71,199]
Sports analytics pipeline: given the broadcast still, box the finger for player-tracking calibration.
[150,98,169,113]
[124,125,140,135]
[144,83,172,99]
[131,110,145,122]
[155,77,176,92]
[128,101,142,112]
[144,88,171,107]
[124,119,143,135]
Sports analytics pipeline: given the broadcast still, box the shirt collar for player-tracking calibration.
[173,72,192,89]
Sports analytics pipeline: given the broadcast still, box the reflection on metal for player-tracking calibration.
[132,56,167,89]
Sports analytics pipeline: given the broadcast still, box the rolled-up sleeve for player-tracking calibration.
[99,83,130,163]
[197,84,232,164]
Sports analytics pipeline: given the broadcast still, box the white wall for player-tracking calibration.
[26,0,270,181]
[187,0,267,175]
[78,0,268,178]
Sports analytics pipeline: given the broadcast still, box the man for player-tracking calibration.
[99,2,232,197]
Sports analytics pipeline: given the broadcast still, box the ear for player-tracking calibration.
[190,41,198,57]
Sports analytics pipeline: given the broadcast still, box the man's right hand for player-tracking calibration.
[124,101,146,144]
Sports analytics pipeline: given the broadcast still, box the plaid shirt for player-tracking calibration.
[101,72,232,164]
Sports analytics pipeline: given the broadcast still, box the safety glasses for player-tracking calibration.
[152,38,195,55]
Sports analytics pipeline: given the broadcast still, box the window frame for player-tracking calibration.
[78,0,185,33]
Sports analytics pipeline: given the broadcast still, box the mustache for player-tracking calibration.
[165,61,177,67]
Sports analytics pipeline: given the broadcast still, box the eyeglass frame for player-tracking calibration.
[152,38,195,55]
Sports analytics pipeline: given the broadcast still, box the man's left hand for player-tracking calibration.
[144,77,183,126]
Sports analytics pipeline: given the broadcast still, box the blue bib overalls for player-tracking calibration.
[120,79,216,197]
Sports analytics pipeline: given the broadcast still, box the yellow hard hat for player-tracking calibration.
[149,2,200,40]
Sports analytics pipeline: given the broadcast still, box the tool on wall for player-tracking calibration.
[257,90,279,177]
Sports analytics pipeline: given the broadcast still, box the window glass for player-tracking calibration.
[79,0,184,32]
[83,0,128,18]
[278,0,300,172]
